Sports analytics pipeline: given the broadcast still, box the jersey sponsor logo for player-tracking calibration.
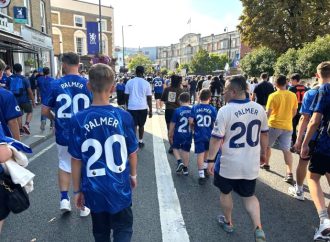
[168,92,176,102]
[15,105,21,112]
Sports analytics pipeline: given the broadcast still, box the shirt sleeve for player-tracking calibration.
[313,86,327,114]
[24,77,31,89]
[260,109,269,132]
[146,82,152,96]
[4,92,21,121]
[300,91,312,115]
[211,109,226,139]
[68,116,82,160]
[124,81,130,95]
[266,93,274,110]
[42,83,55,107]
[124,111,139,155]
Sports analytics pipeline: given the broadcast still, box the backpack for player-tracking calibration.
[9,76,24,97]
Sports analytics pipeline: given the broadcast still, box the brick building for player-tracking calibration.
[0,0,53,74]
[50,0,114,72]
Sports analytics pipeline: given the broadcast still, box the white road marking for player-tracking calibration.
[152,115,190,242]
[29,142,56,163]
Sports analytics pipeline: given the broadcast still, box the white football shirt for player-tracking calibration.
[125,77,152,110]
[212,99,269,180]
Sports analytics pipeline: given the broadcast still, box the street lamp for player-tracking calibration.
[99,0,103,54]
[224,27,232,61]
[122,25,132,72]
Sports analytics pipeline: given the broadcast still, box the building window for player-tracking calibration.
[24,0,31,26]
[76,37,83,55]
[231,38,237,48]
[0,7,8,15]
[40,1,47,33]
[220,41,227,49]
[51,12,60,24]
[74,15,84,28]
[97,19,107,32]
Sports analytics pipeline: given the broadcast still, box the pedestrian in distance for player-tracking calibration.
[161,75,184,154]
[168,92,192,176]
[124,66,153,148]
[301,62,330,241]
[252,73,274,109]
[189,88,217,185]
[188,76,197,104]
[6,63,35,136]
[263,75,298,184]
[207,75,269,242]
[70,63,138,242]
[0,66,12,88]
[42,52,92,217]
[210,76,224,111]
[116,78,126,108]
[152,73,165,114]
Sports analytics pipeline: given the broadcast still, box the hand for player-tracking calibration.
[148,111,153,118]
[207,163,215,176]
[130,177,137,189]
[293,141,302,153]
[300,145,310,160]
[32,102,36,108]
[74,192,85,210]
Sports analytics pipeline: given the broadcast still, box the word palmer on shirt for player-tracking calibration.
[84,117,119,132]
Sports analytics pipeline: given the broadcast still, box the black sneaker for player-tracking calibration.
[198,177,207,185]
[204,169,209,178]
[168,147,173,154]
[182,167,189,176]
[283,173,294,184]
[176,163,184,173]
[138,142,145,148]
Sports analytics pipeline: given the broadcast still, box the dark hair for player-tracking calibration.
[291,73,300,82]
[210,76,223,95]
[32,70,38,74]
[228,75,248,93]
[135,66,144,76]
[199,88,212,101]
[260,72,268,80]
[317,62,330,79]
[207,75,212,80]
[62,52,80,66]
[253,77,258,84]
[43,67,50,75]
[89,63,115,92]
[4,65,11,71]
[275,74,287,87]
[170,75,182,88]
[179,92,190,103]
[13,63,22,73]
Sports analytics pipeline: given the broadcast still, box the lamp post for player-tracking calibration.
[99,0,103,54]
[122,25,132,72]
[224,27,232,61]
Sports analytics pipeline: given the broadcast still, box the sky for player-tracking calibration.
[83,0,243,48]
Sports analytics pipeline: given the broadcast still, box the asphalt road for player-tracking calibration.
[1,111,329,242]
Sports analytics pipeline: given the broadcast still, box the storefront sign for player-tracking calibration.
[0,16,13,33]
[0,0,11,8]
[86,22,99,55]
[13,6,27,24]
[21,26,52,50]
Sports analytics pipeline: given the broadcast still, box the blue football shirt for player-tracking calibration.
[171,106,192,144]
[6,74,31,104]
[116,83,125,92]
[300,88,318,116]
[43,74,92,146]
[312,83,330,155]
[152,77,164,94]
[68,105,138,214]
[0,88,22,137]
[37,76,55,103]
[190,104,217,143]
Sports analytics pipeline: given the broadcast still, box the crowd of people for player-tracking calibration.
[0,52,330,242]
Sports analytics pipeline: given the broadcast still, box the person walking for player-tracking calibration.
[209,76,224,110]
[124,66,152,148]
[252,73,274,108]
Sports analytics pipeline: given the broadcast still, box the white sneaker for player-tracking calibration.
[80,206,90,217]
[314,219,330,241]
[288,185,304,201]
[60,199,71,213]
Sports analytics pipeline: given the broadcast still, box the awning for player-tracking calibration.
[0,30,36,53]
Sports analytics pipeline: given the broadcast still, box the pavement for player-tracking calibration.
[1,99,329,242]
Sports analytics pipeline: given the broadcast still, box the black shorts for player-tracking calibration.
[0,180,10,220]
[154,93,162,100]
[213,173,256,197]
[309,152,330,175]
[128,109,148,127]
[165,109,175,125]
[19,102,33,114]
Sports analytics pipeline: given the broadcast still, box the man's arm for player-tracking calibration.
[260,132,269,164]
[301,113,322,158]
[147,95,152,118]
[72,157,84,210]
[251,93,256,102]
[207,137,223,175]
[7,118,20,141]
[294,114,310,150]
[168,122,175,145]
[266,108,272,118]
[42,106,55,120]
[129,151,138,189]
[27,87,36,108]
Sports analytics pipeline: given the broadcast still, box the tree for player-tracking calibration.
[127,53,153,73]
[296,35,330,78]
[177,63,190,74]
[238,0,330,53]
[160,67,168,76]
[190,49,211,75]
[240,47,277,77]
[209,53,228,71]
[274,48,299,75]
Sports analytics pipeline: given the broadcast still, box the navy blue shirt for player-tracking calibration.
[6,74,31,104]
[171,106,192,144]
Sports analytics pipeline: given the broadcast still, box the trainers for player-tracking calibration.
[218,215,234,233]
[80,206,90,217]
[60,199,71,213]
[176,162,184,173]
[198,177,207,185]
[288,185,304,201]
[283,173,294,184]
[204,169,209,178]
[255,227,266,242]
[138,142,145,148]
[260,164,270,171]
[22,124,31,135]
[40,120,46,131]
[314,219,330,241]
[168,147,173,154]
[182,167,189,176]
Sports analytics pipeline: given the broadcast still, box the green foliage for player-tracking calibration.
[209,53,228,71]
[296,35,330,78]
[238,0,330,53]
[274,48,299,75]
[127,53,153,73]
[177,63,190,73]
[189,50,229,75]
[160,67,168,75]
[240,47,277,77]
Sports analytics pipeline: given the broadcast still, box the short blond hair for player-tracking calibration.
[317,61,330,79]
[88,63,115,92]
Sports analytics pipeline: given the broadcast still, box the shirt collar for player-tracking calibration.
[229,98,250,104]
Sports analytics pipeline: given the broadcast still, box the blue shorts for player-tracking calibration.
[195,141,209,154]
[172,141,191,152]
